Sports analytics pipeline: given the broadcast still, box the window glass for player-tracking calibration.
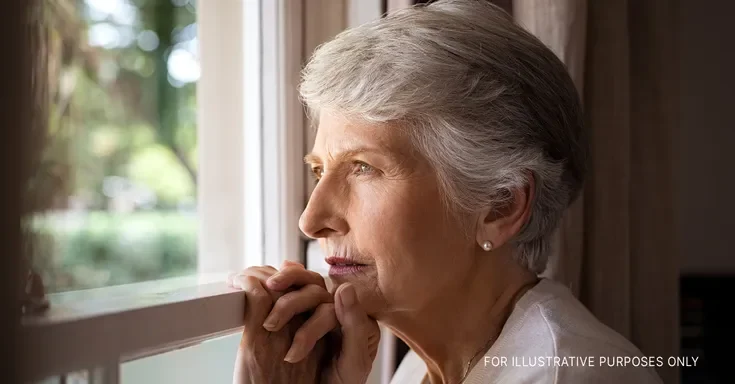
[30,0,199,293]
[121,334,240,384]
[33,333,240,384]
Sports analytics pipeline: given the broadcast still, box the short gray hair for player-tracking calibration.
[299,0,587,274]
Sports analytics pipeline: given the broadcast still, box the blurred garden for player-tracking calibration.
[29,0,200,293]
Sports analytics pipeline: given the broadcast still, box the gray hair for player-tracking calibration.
[298,0,587,274]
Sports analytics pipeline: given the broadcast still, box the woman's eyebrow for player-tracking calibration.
[304,147,396,164]
[303,153,321,165]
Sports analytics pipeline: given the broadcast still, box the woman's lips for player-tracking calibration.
[325,256,371,276]
[328,264,371,276]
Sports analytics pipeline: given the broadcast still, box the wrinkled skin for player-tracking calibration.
[229,261,380,384]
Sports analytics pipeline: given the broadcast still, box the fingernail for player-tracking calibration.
[262,314,278,330]
[341,284,356,308]
[284,344,300,363]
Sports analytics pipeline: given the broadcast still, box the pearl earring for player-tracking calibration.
[482,241,493,251]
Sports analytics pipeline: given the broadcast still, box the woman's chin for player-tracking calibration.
[328,265,377,290]
[329,276,382,316]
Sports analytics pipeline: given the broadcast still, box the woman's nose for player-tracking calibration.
[298,180,349,239]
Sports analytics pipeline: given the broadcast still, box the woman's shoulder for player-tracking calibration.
[463,278,663,383]
[511,278,645,356]
[389,279,664,384]
[489,278,645,357]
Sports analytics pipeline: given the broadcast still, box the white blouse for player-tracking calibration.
[389,278,663,383]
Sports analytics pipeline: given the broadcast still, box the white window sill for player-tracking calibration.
[22,273,241,382]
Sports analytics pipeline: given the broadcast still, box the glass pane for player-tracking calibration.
[29,0,199,293]
[31,334,239,384]
[121,333,240,384]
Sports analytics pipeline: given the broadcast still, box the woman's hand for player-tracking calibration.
[259,261,337,363]
[229,261,381,384]
[319,283,382,384]
[228,263,328,384]
[266,261,382,384]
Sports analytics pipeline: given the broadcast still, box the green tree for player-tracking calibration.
[28,0,201,292]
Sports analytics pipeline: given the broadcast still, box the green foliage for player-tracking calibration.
[48,0,199,210]
[28,0,202,292]
[32,212,197,293]
[127,144,195,205]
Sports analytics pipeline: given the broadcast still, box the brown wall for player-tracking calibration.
[1,0,31,383]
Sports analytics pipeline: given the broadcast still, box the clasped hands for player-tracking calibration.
[228,260,380,384]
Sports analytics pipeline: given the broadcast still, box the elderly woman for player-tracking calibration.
[227,1,663,383]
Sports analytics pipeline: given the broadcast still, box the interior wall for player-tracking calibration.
[676,0,735,274]
[3,1,30,383]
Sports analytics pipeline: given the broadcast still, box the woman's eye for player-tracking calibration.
[355,162,374,175]
[311,167,323,181]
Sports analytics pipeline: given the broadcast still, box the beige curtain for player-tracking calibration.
[514,1,680,383]
[513,0,586,297]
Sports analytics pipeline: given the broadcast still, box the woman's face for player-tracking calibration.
[300,110,475,317]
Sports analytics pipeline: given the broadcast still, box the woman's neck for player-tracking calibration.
[380,252,539,384]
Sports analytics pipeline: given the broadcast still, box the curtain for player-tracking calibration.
[513,0,586,298]
[514,1,680,383]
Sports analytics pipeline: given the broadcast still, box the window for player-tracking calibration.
[31,0,199,294]
[21,1,395,383]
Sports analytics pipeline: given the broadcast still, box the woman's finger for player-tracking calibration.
[231,275,273,327]
[227,266,277,287]
[263,284,333,332]
[228,266,284,301]
[331,283,381,377]
[284,303,338,363]
[267,266,327,291]
[281,260,305,269]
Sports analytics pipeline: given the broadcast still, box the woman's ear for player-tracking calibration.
[475,172,536,251]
